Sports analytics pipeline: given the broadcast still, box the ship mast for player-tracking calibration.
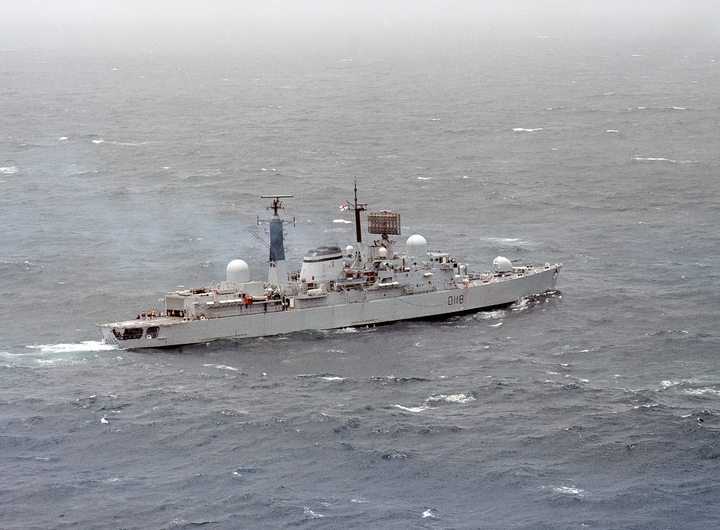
[259,195,293,288]
[349,181,368,263]
[353,181,366,246]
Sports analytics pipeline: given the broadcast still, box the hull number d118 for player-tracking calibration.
[448,295,464,306]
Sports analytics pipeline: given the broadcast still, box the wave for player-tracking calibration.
[632,157,692,164]
[92,139,150,146]
[427,393,475,404]
[26,341,117,354]
[395,392,475,412]
[395,404,430,412]
[661,379,720,396]
[473,308,507,320]
[544,485,586,497]
[513,128,543,132]
[303,507,324,519]
[296,373,346,381]
[684,388,720,396]
[480,237,530,246]
[0,166,19,174]
[202,364,240,372]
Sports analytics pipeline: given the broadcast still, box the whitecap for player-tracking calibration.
[482,237,522,245]
[397,393,474,412]
[513,128,543,132]
[685,388,720,395]
[322,376,345,381]
[92,139,104,144]
[607,130,619,133]
[552,486,585,497]
[423,509,437,518]
[394,404,430,412]
[427,393,475,404]
[489,322,503,328]
[59,137,68,141]
[202,364,239,371]
[474,309,506,320]
[511,298,530,311]
[303,507,324,518]
[0,166,19,174]
[633,157,692,164]
[333,219,352,224]
[418,177,433,180]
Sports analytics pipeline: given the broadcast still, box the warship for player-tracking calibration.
[97,186,561,348]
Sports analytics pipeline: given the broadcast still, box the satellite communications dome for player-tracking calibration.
[406,234,427,257]
[226,259,250,283]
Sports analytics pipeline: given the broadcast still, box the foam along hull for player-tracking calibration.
[98,265,559,349]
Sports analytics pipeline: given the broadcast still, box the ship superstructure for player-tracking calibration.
[97,186,561,348]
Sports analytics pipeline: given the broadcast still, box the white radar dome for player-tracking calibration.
[406,234,427,257]
[493,256,513,273]
[226,259,250,283]
[378,247,387,258]
[346,245,354,256]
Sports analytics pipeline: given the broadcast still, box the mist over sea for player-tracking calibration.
[2,2,720,528]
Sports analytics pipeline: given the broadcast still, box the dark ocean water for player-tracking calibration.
[2,4,720,528]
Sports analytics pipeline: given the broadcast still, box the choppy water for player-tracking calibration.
[2,4,720,528]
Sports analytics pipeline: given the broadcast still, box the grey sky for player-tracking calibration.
[2,0,718,58]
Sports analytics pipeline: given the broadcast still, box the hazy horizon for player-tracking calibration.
[4,0,719,54]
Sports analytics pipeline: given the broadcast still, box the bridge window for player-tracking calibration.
[112,328,144,340]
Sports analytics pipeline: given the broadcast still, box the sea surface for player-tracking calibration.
[2,3,720,528]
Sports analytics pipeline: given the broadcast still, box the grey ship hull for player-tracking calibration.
[98,265,560,349]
